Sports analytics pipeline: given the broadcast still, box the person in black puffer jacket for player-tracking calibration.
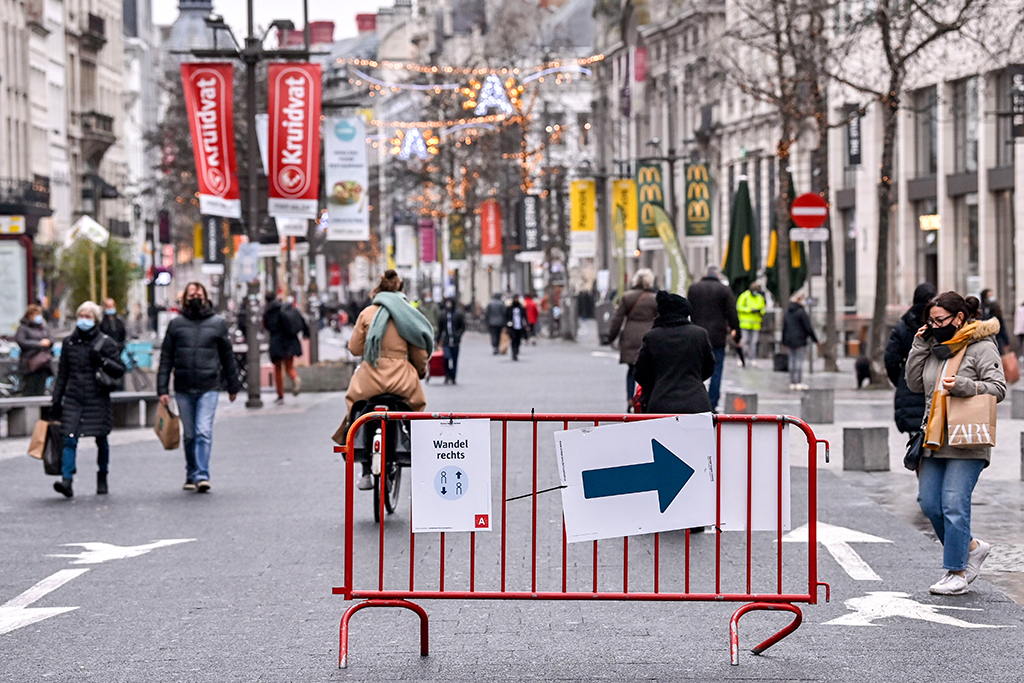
[633,291,716,414]
[50,301,126,498]
[885,282,936,433]
[158,282,241,493]
[782,293,819,390]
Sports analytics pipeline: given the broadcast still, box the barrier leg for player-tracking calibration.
[339,599,429,669]
[729,602,802,666]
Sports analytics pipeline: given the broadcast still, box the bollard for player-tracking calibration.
[1020,433,1024,482]
[725,392,758,415]
[1013,389,1024,420]
[800,388,834,424]
[843,427,890,471]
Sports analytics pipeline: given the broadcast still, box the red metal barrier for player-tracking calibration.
[333,412,830,668]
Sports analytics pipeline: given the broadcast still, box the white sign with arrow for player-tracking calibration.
[783,522,891,580]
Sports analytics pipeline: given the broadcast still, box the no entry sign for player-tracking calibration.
[791,193,829,228]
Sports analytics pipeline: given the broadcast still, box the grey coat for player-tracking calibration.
[905,318,1006,464]
[15,318,53,374]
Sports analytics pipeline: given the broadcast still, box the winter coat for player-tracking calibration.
[608,287,658,365]
[263,300,307,363]
[782,302,818,349]
[345,304,429,420]
[15,318,53,375]
[687,276,740,348]
[51,327,125,438]
[885,307,928,433]
[158,307,242,396]
[736,290,766,331]
[418,300,441,336]
[524,297,539,325]
[486,296,506,327]
[633,321,716,414]
[906,318,1006,465]
[506,302,527,331]
[100,314,127,348]
[437,308,466,347]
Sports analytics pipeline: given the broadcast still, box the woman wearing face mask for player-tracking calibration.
[49,302,126,498]
[978,288,1010,355]
[15,304,54,396]
[905,291,1006,595]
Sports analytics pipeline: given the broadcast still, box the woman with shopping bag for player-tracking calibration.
[905,291,1006,595]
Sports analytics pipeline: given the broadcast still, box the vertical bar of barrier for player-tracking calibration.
[654,533,660,593]
[685,529,690,594]
[439,532,446,592]
[808,429,819,603]
[409,515,415,592]
[344,420,355,597]
[562,521,568,593]
[777,421,784,594]
[746,420,753,595]
[378,416,387,592]
[592,541,598,593]
[623,537,629,593]
[501,419,508,593]
[470,532,476,592]
[715,419,722,595]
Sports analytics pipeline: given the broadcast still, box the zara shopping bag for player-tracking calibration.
[946,393,997,447]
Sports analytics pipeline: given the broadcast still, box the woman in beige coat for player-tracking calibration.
[905,291,1005,596]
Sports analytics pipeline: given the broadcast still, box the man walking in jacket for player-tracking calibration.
[437,298,465,384]
[735,283,766,366]
[485,293,506,354]
[263,292,309,405]
[688,265,740,412]
[158,282,241,493]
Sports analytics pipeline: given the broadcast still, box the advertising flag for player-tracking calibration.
[612,179,638,253]
[721,179,758,295]
[449,213,467,264]
[480,199,503,265]
[650,204,690,294]
[420,218,437,263]
[181,63,241,219]
[684,163,712,237]
[636,163,665,250]
[570,179,597,258]
[518,194,542,253]
[267,62,322,218]
[325,116,370,241]
[200,215,227,275]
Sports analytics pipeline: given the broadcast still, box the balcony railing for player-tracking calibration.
[81,110,114,134]
[82,13,107,51]
[0,177,51,213]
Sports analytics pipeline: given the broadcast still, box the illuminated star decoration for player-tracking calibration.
[391,128,439,160]
[470,74,517,116]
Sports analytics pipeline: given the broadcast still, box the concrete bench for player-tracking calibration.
[0,392,159,437]
[0,396,53,437]
[800,388,834,424]
[843,427,890,471]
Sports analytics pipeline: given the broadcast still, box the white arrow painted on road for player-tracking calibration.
[824,591,1009,628]
[783,522,891,581]
[0,569,89,636]
[47,539,196,565]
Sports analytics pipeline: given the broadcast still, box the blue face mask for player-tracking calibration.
[104,308,116,316]
[33,315,44,325]
[76,318,96,331]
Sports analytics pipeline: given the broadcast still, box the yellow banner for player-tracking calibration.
[193,223,203,260]
[570,179,597,258]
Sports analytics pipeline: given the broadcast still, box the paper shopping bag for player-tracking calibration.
[28,419,48,459]
[946,393,997,448]
[154,401,181,450]
[499,329,510,354]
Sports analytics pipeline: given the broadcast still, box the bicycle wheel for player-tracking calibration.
[372,462,402,521]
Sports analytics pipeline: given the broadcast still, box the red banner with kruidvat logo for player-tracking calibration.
[480,199,503,264]
[267,62,322,218]
[181,63,241,218]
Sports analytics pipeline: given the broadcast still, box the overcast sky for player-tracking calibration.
[153,0,382,41]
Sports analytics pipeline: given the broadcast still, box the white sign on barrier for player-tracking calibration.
[411,419,492,533]
[555,415,717,542]
[716,421,791,531]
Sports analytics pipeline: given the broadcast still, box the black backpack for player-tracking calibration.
[282,304,306,336]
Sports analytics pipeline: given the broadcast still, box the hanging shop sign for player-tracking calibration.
[636,162,665,250]
[684,163,712,238]
[518,194,542,253]
[480,199,503,265]
[420,219,437,263]
[844,104,862,166]
[325,116,370,241]
[570,179,597,258]
[200,215,227,274]
[448,213,467,264]
[180,63,241,219]
[1011,65,1024,138]
[267,62,322,219]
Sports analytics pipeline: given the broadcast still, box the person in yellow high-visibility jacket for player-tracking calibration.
[736,283,766,365]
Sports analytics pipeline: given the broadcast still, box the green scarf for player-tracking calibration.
[364,291,435,366]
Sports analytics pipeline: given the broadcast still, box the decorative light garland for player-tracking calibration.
[336,54,605,75]
[352,69,461,92]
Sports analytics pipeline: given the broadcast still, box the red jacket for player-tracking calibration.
[524,297,539,325]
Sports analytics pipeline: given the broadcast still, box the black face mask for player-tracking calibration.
[184,298,204,314]
[931,323,958,344]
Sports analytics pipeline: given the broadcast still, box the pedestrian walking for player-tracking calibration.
[263,292,309,405]
[485,293,506,354]
[15,304,54,396]
[49,301,125,498]
[437,298,465,384]
[687,265,740,411]
[1014,299,1024,359]
[100,298,127,351]
[157,282,241,493]
[633,291,715,414]
[607,268,658,410]
[506,295,527,361]
[344,270,433,489]
[782,293,818,390]
[979,288,1011,354]
[905,291,1005,595]
[417,291,441,337]
[523,295,539,344]
[884,282,936,433]
[735,282,766,366]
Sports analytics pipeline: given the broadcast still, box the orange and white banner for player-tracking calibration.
[480,199,503,264]
[181,63,241,218]
[267,62,322,218]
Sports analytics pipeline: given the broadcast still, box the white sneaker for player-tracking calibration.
[789,383,797,391]
[737,360,744,367]
[966,539,991,584]
[929,571,969,595]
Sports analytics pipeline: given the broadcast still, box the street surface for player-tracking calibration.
[2,324,1024,681]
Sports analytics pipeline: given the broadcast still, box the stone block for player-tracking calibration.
[1013,389,1024,420]
[724,392,757,415]
[843,427,890,471]
[800,388,834,424]
[295,361,356,392]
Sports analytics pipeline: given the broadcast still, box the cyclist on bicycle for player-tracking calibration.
[341,270,434,490]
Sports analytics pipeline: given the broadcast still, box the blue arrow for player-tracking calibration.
[582,439,694,513]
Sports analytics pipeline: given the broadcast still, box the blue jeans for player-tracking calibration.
[626,364,636,402]
[61,434,109,480]
[444,344,460,381]
[176,391,219,483]
[917,457,986,571]
[708,346,726,410]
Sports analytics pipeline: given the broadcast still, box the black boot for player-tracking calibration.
[54,478,73,498]
[97,472,108,495]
